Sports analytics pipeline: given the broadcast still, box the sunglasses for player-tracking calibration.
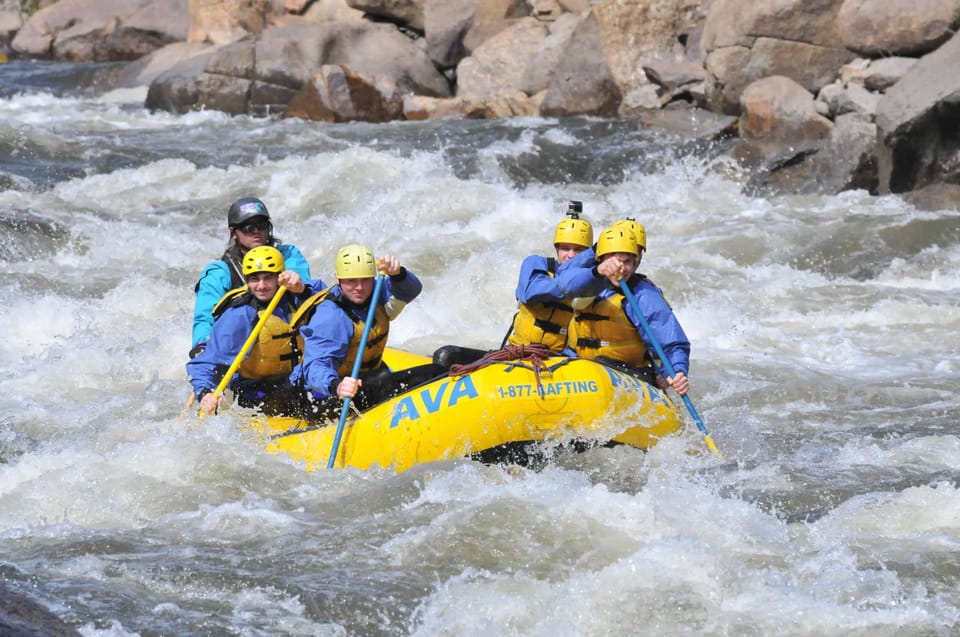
[235,219,270,234]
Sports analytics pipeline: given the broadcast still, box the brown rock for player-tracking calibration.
[739,75,832,150]
[284,64,403,121]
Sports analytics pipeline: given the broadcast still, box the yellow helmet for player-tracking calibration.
[596,224,639,258]
[241,246,285,277]
[335,244,377,279]
[614,218,646,251]
[553,217,593,248]
[553,201,593,248]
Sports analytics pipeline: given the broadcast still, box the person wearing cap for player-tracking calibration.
[186,246,325,416]
[503,201,594,351]
[290,244,440,416]
[190,197,311,359]
[556,222,691,396]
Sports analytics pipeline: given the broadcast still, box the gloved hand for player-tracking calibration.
[188,342,207,359]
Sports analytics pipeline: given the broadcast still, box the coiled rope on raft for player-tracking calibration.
[449,344,556,396]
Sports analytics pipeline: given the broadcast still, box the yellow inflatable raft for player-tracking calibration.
[252,347,685,472]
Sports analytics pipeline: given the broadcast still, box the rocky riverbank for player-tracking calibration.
[2,0,960,204]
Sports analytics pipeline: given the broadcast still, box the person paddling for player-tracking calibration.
[557,222,691,395]
[189,197,311,359]
[289,244,443,418]
[186,246,325,416]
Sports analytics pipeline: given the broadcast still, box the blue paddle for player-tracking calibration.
[327,273,385,468]
[618,279,721,457]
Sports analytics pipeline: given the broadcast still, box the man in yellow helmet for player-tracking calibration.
[290,244,440,415]
[557,223,690,396]
[501,200,595,351]
[186,246,327,415]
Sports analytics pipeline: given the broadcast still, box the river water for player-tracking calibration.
[1,60,959,636]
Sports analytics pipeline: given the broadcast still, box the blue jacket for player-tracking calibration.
[515,254,566,304]
[556,252,691,376]
[186,278,325,396]
[290,270,422,398]
[191,243,311,348]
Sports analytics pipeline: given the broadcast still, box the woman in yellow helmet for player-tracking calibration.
[186,246,327,416]
[557,223,691,396]
[289,245,442,417]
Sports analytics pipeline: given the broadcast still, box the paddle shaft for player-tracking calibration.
[327,274,385,468]
[203,285,288,413]
[618,279,721,457]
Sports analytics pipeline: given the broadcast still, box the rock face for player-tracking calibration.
[7,0,960,196]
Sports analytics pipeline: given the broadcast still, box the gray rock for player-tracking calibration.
[838,0,960,56]
[347,0,426,31]
[0,581,81,637]
[876,31,960,192]
[860,56,919,91]
[541,12,621,117]
[147,21,450,116]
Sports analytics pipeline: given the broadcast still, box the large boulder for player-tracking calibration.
[540,11,621,116]
[12,0,189,61]
[837,0,960,57]
[876,31,960,192]
[147,21,450,115]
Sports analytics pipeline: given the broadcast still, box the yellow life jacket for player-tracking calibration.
[567,292,650,366]
[337,303,390,376]
[289,284,336,330]
[290,286,389,376]
[213,287,302,380]
[507,258,573,351]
